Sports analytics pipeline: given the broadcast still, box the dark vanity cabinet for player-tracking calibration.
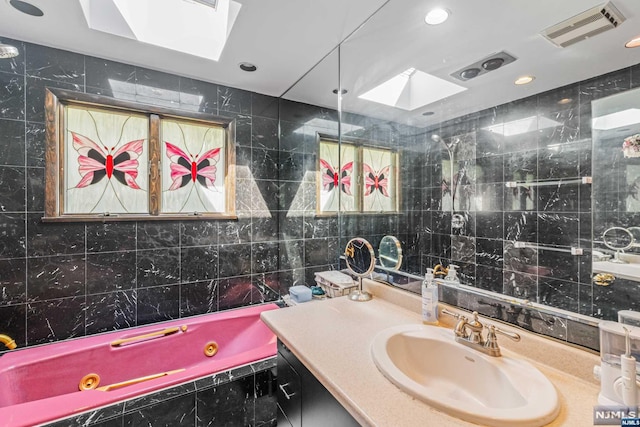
[277,340,360,427]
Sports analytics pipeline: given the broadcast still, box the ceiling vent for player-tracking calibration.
[541,2,625,48]
[450,51,517,82]
[190,0,218,9]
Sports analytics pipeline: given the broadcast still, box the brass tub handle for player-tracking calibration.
[110,325,187,347]
[96,369,185,391]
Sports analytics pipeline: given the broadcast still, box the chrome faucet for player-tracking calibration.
[442,309,520,357]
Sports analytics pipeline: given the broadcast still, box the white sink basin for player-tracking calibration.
[371,324,560,427]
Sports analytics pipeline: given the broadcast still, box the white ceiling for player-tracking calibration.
[1,0,640,127]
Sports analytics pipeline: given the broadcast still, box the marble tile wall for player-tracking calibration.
[0,38,333,348]
[44,358,277,427]
[416,62,640,321]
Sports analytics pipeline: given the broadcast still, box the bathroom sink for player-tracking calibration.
[371,324,560,427]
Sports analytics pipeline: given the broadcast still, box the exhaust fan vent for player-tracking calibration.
[190,0,218,9]
[542,2,625,48]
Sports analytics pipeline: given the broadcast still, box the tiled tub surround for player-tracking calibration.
[0,304,278,426]
[0,37,343,349]
[44,358,277,427]
[261,280,600,427]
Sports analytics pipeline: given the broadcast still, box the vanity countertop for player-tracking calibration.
[260,281,600,427]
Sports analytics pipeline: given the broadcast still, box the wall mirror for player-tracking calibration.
[378,235,403,270]
[281,0,640,337]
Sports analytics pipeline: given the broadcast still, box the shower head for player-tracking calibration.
[431,134,442,143]
[0,43,19,59]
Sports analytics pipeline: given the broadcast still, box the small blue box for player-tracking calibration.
[289,285,312,303]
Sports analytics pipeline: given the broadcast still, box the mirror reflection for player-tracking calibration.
[378,235,403,270]
[344,237,376,277]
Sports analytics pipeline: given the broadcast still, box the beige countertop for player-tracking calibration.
[261,280,602,427]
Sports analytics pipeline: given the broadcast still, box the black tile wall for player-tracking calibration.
[0,38,334,349]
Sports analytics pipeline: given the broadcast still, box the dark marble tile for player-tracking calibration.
[502,270,537,300]
[0,72,24,120]
[279,152,305,182]
[537,109,580,147]
[580,68,631,104]
[503,150,537,182]
[125,382,196,412]
[537,84,580,115]
[476,154,503,184]
[179,76,218,114]
[219,276,253,310]
[0,303,26,348]
[85,56,136,93]
[254,369,277,427]
[85,290,137,335]
[26,167,43,212]
[537,212,579,247]
[538,143,580,179]
[451,235,475,264]
[134,67,180,106]
[252,93,278,119]
[566,318,599,351]
[504,211,537,241]
[136,285,180,325]
[219,85,251,115]
[476,237,503,269]
[538,249,580,282]
[27,254,85,301]
[0,258,26,305]
[279,240,303,271]
[181,279,218,317]
[124,393,195,427]
[137,221,180,249]
[253,180,279,213]
[251,216,278,243]
[27,296,85,345]
[234,114,252,147]
[218,243,251,278]
[251,148,279,181]
[0,213,26,259]
[218,219,251,244]
[304,238,329,267]
[180,221,218,247]
[48,406,125,427]
[196,374,254,426]
[0,165,25,212]
[137,248,180,288]
[25,43,84,84]
[86,251,136,294]
[537,183,581,212]
[538,277,579,312]
[475,211,503,239]
[181,245,218,282]
[475,183,503,212]
[251,242,279,274]
[475,264,504,293]
[252,116,278,150]
[86,222,137,253]
[251,272,280,303]
[25,121,45,167]
[26,77,82,123]
[278,120,306,153]
[0,119,25,166]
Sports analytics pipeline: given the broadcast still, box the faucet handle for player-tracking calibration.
[441,308,461,319]
[494,326,521,342]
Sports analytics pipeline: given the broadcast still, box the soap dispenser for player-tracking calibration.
[445,264,459,283]
[422,268,438,325]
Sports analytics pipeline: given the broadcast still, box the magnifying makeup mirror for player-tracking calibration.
[378,235,402,270]
[602,227,635,264]
[344,237,375,302]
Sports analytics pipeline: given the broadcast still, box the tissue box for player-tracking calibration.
[289,285,312,304]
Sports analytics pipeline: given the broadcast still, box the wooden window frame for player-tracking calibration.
[43,88,236,222]
[316,133,400,215]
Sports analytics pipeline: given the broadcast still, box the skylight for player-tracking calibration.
[79,0,241,61]
[483,116,562,136]
[293,118,364,137]
[592,109,640,130]
[358,68,466,111]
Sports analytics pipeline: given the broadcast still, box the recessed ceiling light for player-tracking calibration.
[558,98,572,105]
[239,62,257,72]
[422,111,434,116]
[9,0,43,16]
[514,75,535,85]
[626,36,640,48]
[332,88,348,95]
[424,8,449,25]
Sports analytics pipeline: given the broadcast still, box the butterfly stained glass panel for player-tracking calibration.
[318,140,356,212]
[64,105,149,214]
[161,119,226,214]
[362,147,397,212]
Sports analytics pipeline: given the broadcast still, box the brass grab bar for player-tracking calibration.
[96,369,185,391]
[110,325,187,347]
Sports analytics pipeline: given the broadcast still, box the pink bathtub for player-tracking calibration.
[0,303,279,427]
